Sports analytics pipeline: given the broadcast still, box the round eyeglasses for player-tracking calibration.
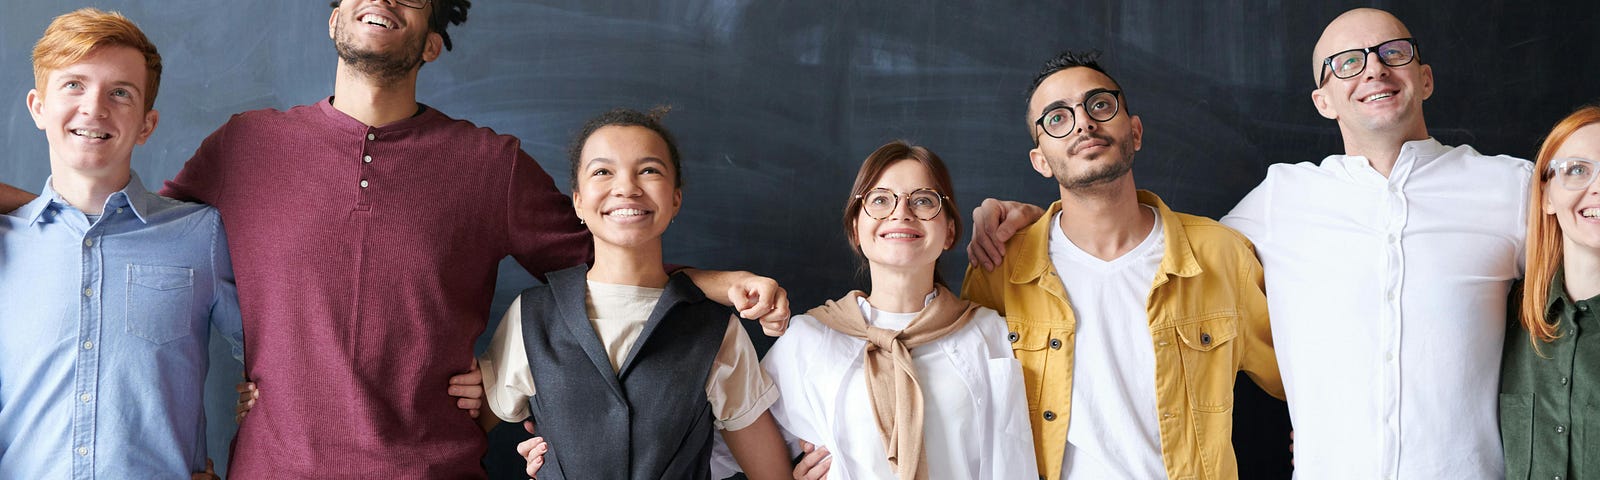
[1318,38,1419,87]
[1034,90,1121,139]
[856,188,946,221]
[1548,157,1599,191]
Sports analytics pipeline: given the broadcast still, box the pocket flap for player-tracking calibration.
[129,264,194,291]
[1176,314,1237,351]
[1005,321,1053,351]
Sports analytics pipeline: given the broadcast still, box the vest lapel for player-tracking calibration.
[617,273,705,376]
[548,266,627,400]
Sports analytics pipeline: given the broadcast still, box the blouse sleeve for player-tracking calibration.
[705,315,778,431]
[479,296,538,423]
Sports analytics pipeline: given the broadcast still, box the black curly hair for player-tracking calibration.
[330,0,470,51]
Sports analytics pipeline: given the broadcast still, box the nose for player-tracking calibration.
[610,172,642,197]
[887,195,917,220]
[1362,51,1391,80]
[79,92,109,119]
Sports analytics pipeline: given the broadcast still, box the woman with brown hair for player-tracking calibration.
[1501,104,1600,480]
[726,140,1036,479]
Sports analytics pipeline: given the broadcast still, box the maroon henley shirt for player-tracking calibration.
[162,98,591,478]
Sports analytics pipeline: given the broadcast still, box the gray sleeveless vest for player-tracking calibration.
[518,265,730,480]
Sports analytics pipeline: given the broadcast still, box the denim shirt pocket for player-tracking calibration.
[1005,320,1055,410]
[1174,312,1239,413]
[1498,392,1533,480]
[125,264,195,344]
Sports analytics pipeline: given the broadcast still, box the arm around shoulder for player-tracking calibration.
[0,182,36,213]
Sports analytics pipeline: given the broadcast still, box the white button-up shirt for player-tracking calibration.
[1222,138,1530,479]
[736,296,1037,480]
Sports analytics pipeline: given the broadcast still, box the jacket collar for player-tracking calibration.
[1008,189,1202,285]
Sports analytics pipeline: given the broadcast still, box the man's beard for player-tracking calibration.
[1053,133,1135,190]
[333,17,427,85]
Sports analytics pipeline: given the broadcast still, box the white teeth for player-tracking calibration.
[1582,208,1600,218]
[1363,93,1393,102]
[883,233,919,239]
[607,209,648,217]
[360,14,394,28]
[72,129,110,139]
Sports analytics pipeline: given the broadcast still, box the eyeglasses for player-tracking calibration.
[856,188,946,221]
[394,0,429,9]
[1034,89,1121,139]
[1317,38,1419,87]
[1547,158,1599,191]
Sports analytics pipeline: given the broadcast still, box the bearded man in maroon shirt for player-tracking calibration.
[1,1,790,478]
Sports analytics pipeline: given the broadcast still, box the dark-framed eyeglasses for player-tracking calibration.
[1547,157,1599,191]
[1317,38,1419,87]
[394,0,430,9]
[856,188,946,221]
[1034,89,1121,139]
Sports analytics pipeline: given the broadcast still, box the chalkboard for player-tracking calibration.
[3,1,1596,478]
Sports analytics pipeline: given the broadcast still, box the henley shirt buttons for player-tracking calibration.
[1049,338,1062,349]
[363,155,372,163]
[360,180,370,188]
[367,133,375,141]
[1042,411,1056,421]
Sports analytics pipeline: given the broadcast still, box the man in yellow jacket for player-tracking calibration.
[961,50,1283,480]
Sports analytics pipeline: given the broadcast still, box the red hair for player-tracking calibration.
[32,8,162,111]
[1522,105,1600,346]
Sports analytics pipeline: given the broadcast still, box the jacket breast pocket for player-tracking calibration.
[125,264,195,345]
[1005,320,1055,410]
[1499,392,1532,480]
[1174,313,1238,413]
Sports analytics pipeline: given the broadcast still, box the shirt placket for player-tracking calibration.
[358,130,377,211]
[1379,171,1409,480]
[71,208,105,479]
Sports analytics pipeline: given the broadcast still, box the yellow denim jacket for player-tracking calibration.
[961,191,1283,480]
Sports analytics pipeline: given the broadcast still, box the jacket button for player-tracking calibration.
[1008,332,1019,343]
[1042,411,1056,421]
[1049,338,1062,349]
[1200,332,1212,345]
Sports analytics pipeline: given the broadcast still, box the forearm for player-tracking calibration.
[0,182,37,212]
[722,411,793,480]
[679,268,740,305]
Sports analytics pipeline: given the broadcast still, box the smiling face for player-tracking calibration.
[573,125,682,250]
[851,159,955,275]
[1310,9,1433,140]
[1544,123,1600,256]
[1027,66,1142,191]
[28,45,158,179]
[328,0,442,82]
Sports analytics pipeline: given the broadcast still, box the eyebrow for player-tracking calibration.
[1037,87,1116,116]
[55,73,143,94]
[584,156,668,168]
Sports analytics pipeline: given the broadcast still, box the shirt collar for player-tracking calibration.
[1010,189,1202,284]
[1330,137,1449,180]
[22,172,159,225]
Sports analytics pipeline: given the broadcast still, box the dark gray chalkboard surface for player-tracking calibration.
[3,1,1596,478]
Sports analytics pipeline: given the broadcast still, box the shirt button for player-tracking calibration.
[1158,340,1170,347]
[1561,376,1569,385]
[363,155,372,164]
[1388,184,1399,193]
[1162,412,1175,419]
[1200,333,1212,345]
[83,238,94,247]
[115,207,123,214]
[77,446,89,456]
[1557,425,1566,434]
[1049,338,1062,349]
[1581,304,1590,312]
[1007,332,1019,343]
[82,341,93,350]
[83,288,94,297]
[1042,411,1056,421]
[359,180,370,188]
[80,393,92,403]
[1387,233,1399,244]
[1386,292,1396,302]
[367,133,376,141]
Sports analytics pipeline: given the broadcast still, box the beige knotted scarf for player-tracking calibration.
[806,285,980,480]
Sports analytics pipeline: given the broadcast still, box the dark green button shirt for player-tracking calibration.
[1501,271,1600,480]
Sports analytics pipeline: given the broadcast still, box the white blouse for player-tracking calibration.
[718,294,1037,479]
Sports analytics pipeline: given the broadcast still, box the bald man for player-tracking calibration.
[1219,8,1529,479]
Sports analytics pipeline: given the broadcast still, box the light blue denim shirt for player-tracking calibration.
[0,173,243,479]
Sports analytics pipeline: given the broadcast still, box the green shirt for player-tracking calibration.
[1501,271,1600,480]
